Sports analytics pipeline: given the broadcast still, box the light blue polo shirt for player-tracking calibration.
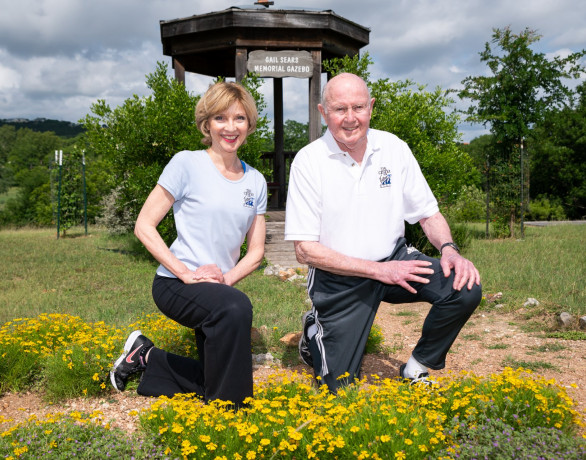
[156,150,267,277]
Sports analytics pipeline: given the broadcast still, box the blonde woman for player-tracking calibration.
[110,82,267,408]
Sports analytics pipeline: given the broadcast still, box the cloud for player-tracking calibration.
[0,0,584,142]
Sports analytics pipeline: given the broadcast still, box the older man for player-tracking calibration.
[285,73,481,392]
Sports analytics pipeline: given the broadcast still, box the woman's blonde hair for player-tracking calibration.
[195,82,258,146]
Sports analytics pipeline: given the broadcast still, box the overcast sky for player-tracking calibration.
[1,0,585,141]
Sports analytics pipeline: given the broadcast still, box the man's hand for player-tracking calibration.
[377,260,435,294]
[440,248,480,291]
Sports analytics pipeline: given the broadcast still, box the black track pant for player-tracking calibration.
[137,275,253,407]
[307,238,482,393]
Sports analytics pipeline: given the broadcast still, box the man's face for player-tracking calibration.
[318,76,374,152]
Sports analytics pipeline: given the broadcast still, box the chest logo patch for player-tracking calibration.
[378,167,392,188]
[243,189,255,208]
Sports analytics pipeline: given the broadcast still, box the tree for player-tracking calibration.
[529,82,586,219]
[81,62,271,244]
[459,26,585,235]
[283,120,310,152]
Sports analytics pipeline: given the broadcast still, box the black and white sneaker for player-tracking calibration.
[399,363,437,387]
[298,311,315,367]
[110,330,154,392]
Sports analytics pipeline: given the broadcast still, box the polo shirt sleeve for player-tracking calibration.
[157,151,188,201]
[401,146,439,224]
[284,150,321,241]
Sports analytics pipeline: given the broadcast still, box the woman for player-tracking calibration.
[109,82,267,408]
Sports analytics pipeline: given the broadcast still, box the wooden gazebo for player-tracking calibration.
[160,1,370,207]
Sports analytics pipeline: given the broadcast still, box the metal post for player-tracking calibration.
[520,138,525,239]
[82,151,87,236]
[57,150,63,239]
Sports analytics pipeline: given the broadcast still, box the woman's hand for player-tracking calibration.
[192,264,225,284]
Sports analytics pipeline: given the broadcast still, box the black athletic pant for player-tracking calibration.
[137,275,253,407]
[307,238,482,393]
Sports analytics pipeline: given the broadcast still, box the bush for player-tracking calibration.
[444,185,486,222]
[435,414,586,459]
[0,414,168,459]
[527,195,567,221]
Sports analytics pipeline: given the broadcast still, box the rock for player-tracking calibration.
[486,292,503,302]
[251,325,268,345]
[494,304,504,309]
[523,298,540,307]
[280,331,302,347]
[557,312,573,328]
[579,316,586,330]
[252,352,276,365]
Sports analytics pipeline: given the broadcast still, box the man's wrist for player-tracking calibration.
[440,242,460,254]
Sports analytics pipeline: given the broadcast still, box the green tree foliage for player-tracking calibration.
[459,26,585,235]
[283,120,310,152]
[322,53,479,251]
[81,62,271,243]
[529,82,586,219]
[0,128,64,226]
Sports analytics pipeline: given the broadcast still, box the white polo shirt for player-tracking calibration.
[285,128,438,261]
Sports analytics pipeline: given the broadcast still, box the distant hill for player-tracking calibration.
[0,118,85,138]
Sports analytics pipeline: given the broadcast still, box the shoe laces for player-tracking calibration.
[409,372,436,387]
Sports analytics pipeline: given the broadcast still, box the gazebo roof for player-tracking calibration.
[160,5,370,77]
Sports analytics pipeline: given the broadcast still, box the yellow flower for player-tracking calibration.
[246,451,256,459]
[394,451,406,459]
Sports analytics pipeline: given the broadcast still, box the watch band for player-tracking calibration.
[440,242,460,254]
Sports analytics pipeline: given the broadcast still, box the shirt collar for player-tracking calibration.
[323,128,379,162]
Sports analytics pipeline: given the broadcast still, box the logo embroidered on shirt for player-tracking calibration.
[243,189,255,208]
[378,167,392,188]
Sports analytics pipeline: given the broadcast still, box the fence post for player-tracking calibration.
[56,150,63,239]
[82,150,87,236]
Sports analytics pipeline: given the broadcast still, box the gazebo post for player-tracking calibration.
[235,48,248,82]
[273,78,285,209]
[173,58,185,84]
[309,50,322,142]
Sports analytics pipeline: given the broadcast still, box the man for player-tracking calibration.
[285,73,481,393]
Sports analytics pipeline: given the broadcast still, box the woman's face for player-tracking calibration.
[208,101,249,155]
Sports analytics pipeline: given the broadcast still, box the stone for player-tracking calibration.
[251,325,268,345]
[523,298,540,307]
[557,312,573,328]
[280,331,302,347]
[579,316,586,330]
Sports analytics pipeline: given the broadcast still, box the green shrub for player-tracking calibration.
[0,415,168,459]
[435,415,586,459]
[527,195,567,221]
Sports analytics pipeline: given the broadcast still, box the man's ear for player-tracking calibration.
[318,104,327,123]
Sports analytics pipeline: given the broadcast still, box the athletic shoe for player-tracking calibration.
[399,363,437,387]
[110,330,154,392]
[298,310,315,367]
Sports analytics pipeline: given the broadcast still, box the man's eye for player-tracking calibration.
[335,107,346,115]
[353,105,366,113]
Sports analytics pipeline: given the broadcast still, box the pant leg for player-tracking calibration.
[307,266,383,393]
[381,242,482,370]
[138,275,253,406]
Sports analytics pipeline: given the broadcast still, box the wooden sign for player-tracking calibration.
[247,50,313,78]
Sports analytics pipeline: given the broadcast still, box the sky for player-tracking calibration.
[1,0,585,141]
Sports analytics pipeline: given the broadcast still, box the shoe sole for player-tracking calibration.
[298,312,313,367]
[109,330,143,391]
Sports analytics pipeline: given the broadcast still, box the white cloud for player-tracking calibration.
[0,0,584,142]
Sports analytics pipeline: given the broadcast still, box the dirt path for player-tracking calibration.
[1,302,584,433]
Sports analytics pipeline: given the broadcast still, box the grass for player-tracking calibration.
[463,224,586,316]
